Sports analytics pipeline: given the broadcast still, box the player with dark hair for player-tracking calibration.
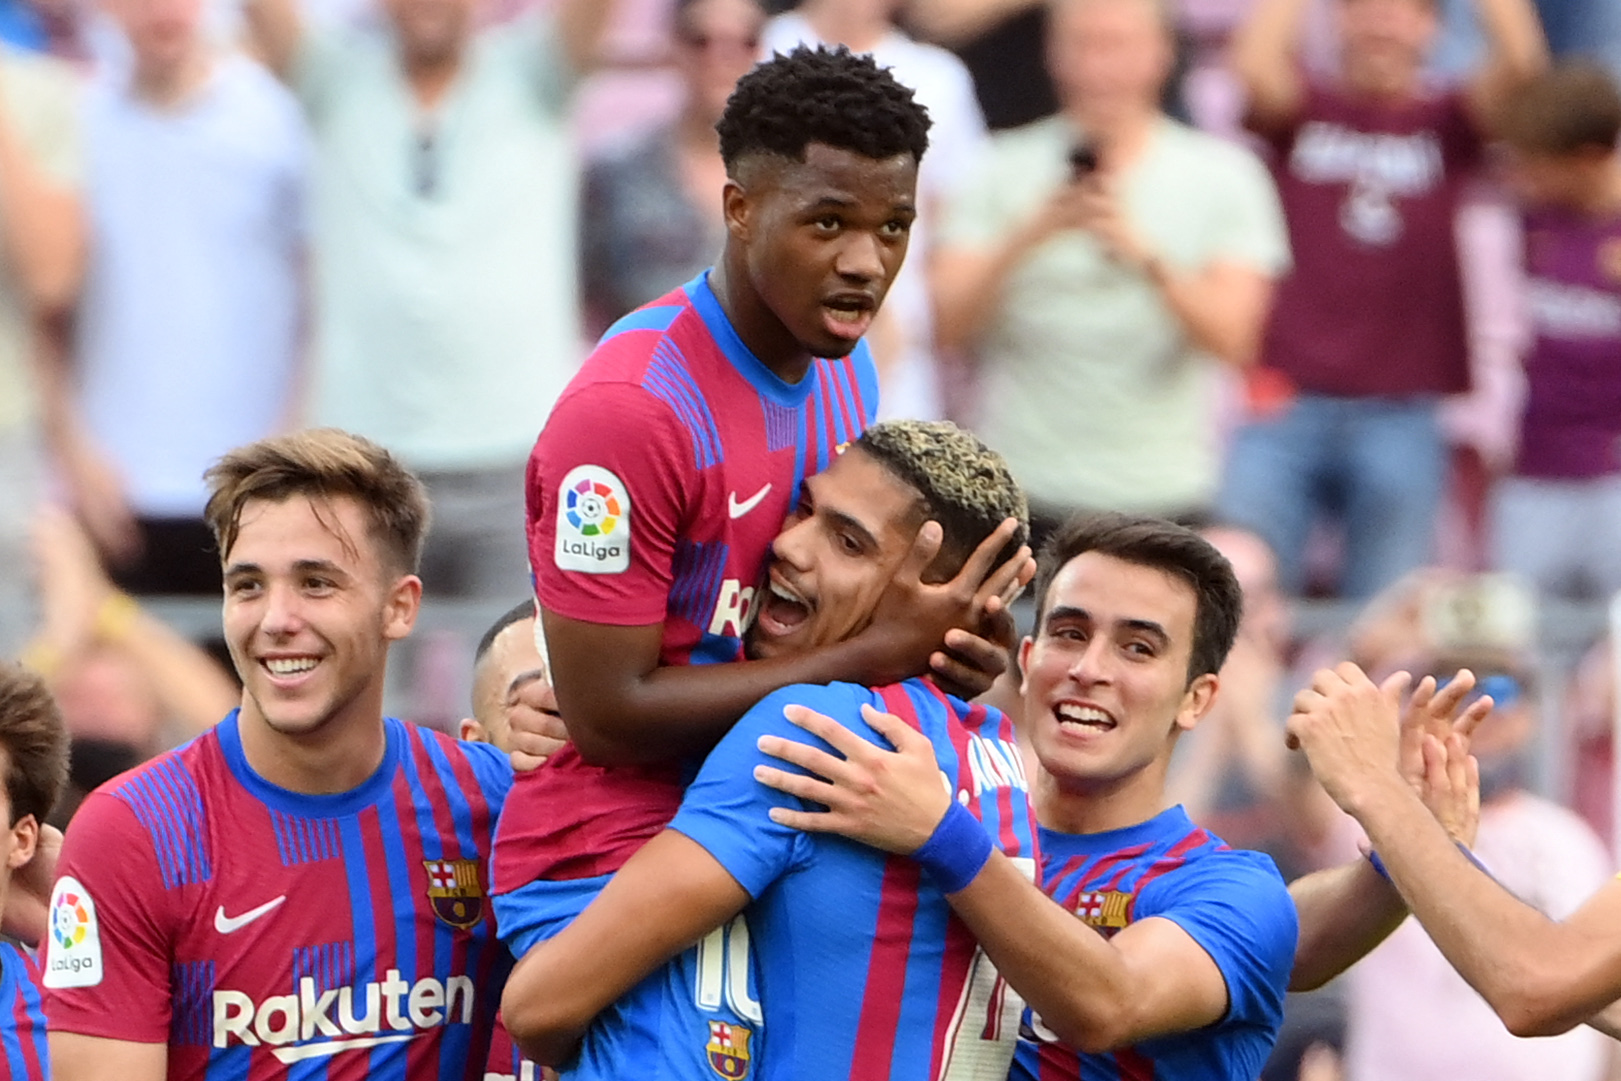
[493,43,1030,1078]
[0,662,69,1081]
[43,429,515,1080]
[503,421,1038,1080]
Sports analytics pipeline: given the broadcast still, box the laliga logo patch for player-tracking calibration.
[43,876,104,988]
[555,465,630,575]
[705,1020,753,1080]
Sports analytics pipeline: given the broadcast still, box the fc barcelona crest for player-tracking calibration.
[705,1020,753,1080]
[424,859,484,929]
[1074,890,1132,937]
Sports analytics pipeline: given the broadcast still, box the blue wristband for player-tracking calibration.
[912,801,993,895]
[1367,842,1487,884]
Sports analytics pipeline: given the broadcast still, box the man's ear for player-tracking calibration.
[382,574,423,642]
[7,815,38,870]
[1017,635,1035,696]
[1174,672,1220,735]
[458,718,487,744]
[722,177,752,241]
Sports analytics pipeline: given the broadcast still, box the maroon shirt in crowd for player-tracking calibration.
[1517,207,1621,478]
[1254,84,1484,398]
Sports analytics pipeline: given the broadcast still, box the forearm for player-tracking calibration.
[1353,779,1615,1036]
[119,612,240,737]
[944,852,1146,1053]
[555,0,614,76]
[0,120,82,316]
[1230,0,1308,125]
[1287,859,1407,991]
[1474,0,1547,85]
[1150,263,1272,368]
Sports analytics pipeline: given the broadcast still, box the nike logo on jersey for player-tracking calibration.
[728,484,772,519]
[215,895,287,934]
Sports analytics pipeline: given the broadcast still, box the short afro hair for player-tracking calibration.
[854,420,1028,582]
[716,45,931,173]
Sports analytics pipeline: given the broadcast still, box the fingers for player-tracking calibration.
[930,634,1008,696]
[765,804,843,833]
[1378,670,1413,708]
[859,703,933,753]
[510,751,547,772]
[782,703,871,760]
[971,539,1032,614]
[1427,669,1476,725]
[1407,674,1438,721]
[1454,695,1492,742]
[752,761,839,805]
[895,520,945,586]
[954,519,1022,596]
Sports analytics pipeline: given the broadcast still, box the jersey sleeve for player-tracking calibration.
[527,380,693,626]
[668,683,864,897]
[43,791,174,1043]
[1135,850,1297,1030]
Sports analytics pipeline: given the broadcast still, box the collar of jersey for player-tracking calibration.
[1037,804,1196,857]
[686,270,822,409]
[217,710,404,817]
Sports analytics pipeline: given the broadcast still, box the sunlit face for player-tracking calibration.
[104,0,204,72]
[222,496,418,743]
[730,142,918,359]
[747,447,924,659]
[1021,551,1217,793]
[1047,0,1174,125]
[1337,0,1438,92]
[468,617,551,753]
[676,0,766,124]
[381,0,477,65]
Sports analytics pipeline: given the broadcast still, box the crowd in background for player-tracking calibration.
[3,0,1621,1076]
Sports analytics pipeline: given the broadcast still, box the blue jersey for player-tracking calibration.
[0,942,48,1081]
[668,678,1040,1081]
[1012,807,1296,1081]
[46,713,514,1079]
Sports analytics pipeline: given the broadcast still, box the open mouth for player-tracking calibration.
[820,294,876,342]
[261,656,321,681]
[756,578,812,637]
[1054,702,1116,734]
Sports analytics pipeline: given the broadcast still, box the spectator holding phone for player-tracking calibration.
[932,0,1290,543]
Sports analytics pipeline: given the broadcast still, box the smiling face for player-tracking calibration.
[222,495,419,744]
[1021,551,1217,799]
[747,446,924,659]
[728,142,918,360]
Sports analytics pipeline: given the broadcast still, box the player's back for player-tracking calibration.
[671,678,1039,1081]
[497,271,879,888]
[45,713,514,1080]
[1013,808,1297,1081]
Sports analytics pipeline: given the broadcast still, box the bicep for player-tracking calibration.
[539,609,664,751]
[1110,916,1231,1037]
[49,1034,165,1081]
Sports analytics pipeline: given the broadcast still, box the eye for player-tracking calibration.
[227,579,260,597]
[880,219,911,239]
[836,531,862,556]
[1125,640,1156,658]
[813,215,841,235]
[304,576,336,594]
[1050,625,1085,642]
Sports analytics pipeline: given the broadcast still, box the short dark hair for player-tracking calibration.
[476,599,537,666]
[204,429,431,575]
[854,421,1028,582]
[716,45,931,173]
[1032,513,1243,682]
[1500,62,1621,155]
[0,664,69,827]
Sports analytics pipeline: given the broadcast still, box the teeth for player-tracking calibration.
[265,657,318,676]
[1056,704,1112,726]
[769,581,806,606]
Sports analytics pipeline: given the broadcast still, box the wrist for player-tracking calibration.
[911,801,993,895]
[93,590,139,644]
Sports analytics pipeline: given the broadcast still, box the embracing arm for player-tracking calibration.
[501,829,749,1064]
[1287,859,1407,992]
[1149,261,1274,368]
[545,521,1027,766]
[49,1035,166,1081]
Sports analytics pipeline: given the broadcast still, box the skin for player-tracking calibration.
[932,0,1275,366]
[52,492,421,1080]
[500,445,1019,1064]
[547,145,1032,770]
[100,0,213,106]
[1503,145,1621,216]
[460,615,558,758]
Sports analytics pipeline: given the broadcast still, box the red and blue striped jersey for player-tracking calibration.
[668,679,1039,1081]
[483,1014,540,1081]
[44,712,514,1079]
[496,270,879,888]
[0,943,48,1081]
[1013,807,1296,1081]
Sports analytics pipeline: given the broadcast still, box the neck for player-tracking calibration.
[404,49,463,110]
[236,693,389,796]
[708,255,817,383]
[132,46,212,108]
[1033,756,1171,836]
[802,0,889,51]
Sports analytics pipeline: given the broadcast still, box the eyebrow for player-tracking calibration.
[223,558,348,578]
[506,668,551,699]
[824,508,880,553]
[1044,606,1171,647]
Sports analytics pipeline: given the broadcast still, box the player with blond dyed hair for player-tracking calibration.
[44,428,515,1081]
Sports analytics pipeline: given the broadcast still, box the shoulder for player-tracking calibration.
[987,115,1067,160]
[1158,121,1268,182]
[395,719,514,805]
[738,681,870,734]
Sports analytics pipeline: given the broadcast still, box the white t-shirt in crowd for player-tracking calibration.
[78,54,307,518]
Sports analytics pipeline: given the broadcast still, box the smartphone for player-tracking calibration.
[1068,140,1100,181]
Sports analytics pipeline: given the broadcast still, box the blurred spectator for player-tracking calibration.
[580,0,762,335]
[905,0,1058,128]
[1490,63,1621,602]
[244,0,615,602]
[61,0,307,597]
[934,0,1289,541]
[1341,656,1611,1081]
[0,0,89,61]
[1219,0,1547,599]
[764,0,987,419]
[0,45,81,658]
[19,507,236,821]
